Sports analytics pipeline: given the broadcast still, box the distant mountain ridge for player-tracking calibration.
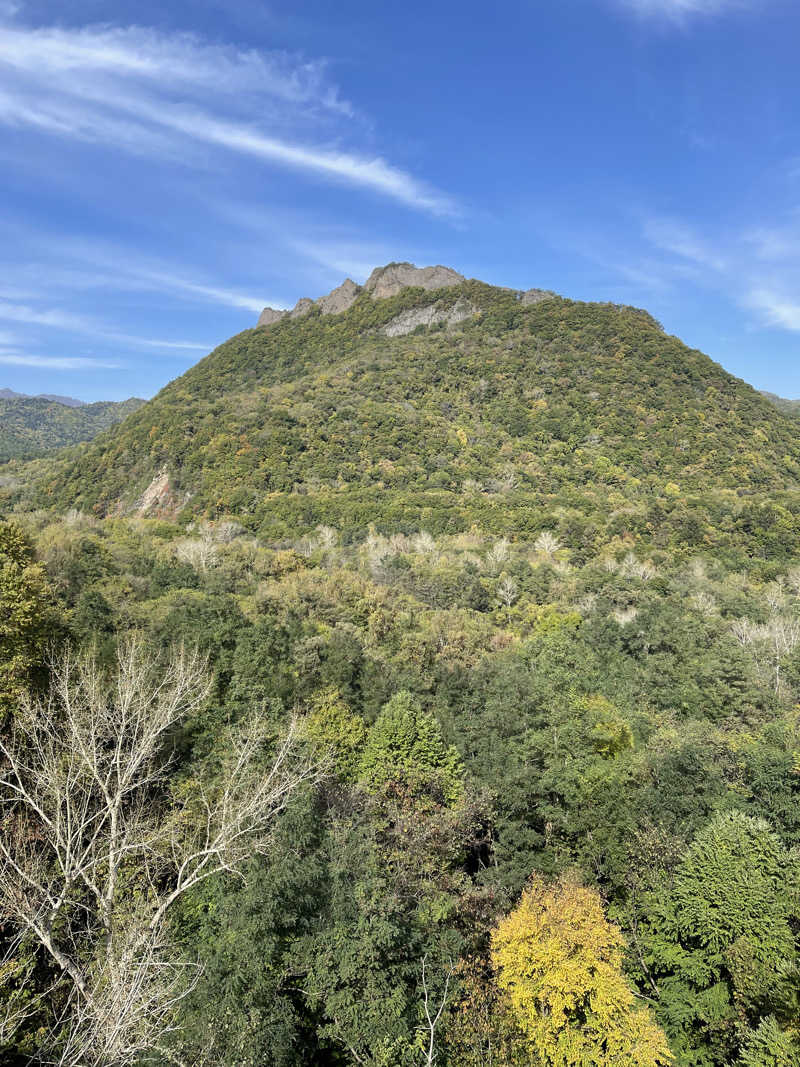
[0,392,145,462]
[0,387,86,407]
[761,390,800,416]
[23,262,800,554]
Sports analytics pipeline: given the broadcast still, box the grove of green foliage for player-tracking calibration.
[2,280,800,1064]
[1,506,798,1065]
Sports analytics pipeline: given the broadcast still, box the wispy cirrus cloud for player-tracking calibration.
[643,217,728,272]
[618,0,754,20]
[633,212,800,336]
[0,299,209,350]
[0,22,456,216]
[747,291,800,332]
[0,352,121,369]
[0,243,280,317]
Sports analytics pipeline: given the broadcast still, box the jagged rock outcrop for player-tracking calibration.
[257,279,361,328]
[382,297,477,337]
[315,277,360,315]
[255,263,552,329]
[257,307,287,327]
[256,261,465,329]
[290,297,315,319]
[364,262,465,300]
[520,288,556,306]
[135,467,190,517]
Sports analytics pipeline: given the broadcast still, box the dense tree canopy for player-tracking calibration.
[2,281,800,1064]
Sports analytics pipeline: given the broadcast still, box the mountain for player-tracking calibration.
[0,393,146,462]
[761,390,800,416]
[0,387,85,406]
[28,262,800,553]
[6,264,800,1067]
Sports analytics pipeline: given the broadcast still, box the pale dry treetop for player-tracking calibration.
[620,552,656,581]
[175,532,218,571]
[534,531,562,558]
[732,614,800,695]
[497,575,519,608]
[316,524,339,551]
[486,538,510,575]
[691,591,718,617]
[412,531,439,558]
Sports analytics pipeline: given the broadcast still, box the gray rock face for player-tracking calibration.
[520,288,556,306]
[364,262,465,300]
[135,467,190,517]
[382,298,476,337]
[258,278,362,328]
[290,297,315,319]
[257,307,288,328]
[254,263,556,329]
[315,277,360,315]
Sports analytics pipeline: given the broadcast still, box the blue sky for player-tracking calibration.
[0,0,799,401]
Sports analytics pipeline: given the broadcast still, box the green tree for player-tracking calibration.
[738,1017,800,1067]
[358,690,463,803]
[636,812,799,1065]
[0,519,56,720]
[305,688,367,781]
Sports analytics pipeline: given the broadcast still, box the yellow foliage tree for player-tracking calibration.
[491,874,673,1067]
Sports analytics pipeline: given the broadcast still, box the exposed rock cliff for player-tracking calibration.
[382,297,476,337]
[364,262,465,299]
[256,263,554,329]
[315,277,360,315]
[256,307,287,327]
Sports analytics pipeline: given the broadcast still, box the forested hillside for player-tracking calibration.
[762,390,800,417]
[25,277,800,556]
[0,268,798,1067]
[0,393,145,461]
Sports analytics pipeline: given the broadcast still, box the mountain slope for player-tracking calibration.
[31,265,800,548]
[0,394,145,461]
[761,390,800,417]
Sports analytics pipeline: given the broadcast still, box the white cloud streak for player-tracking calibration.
[134,273,270,313]
[636,213,800,335]
[0,353,121,369]
[748,291,800,332]
[0,300,209,350]
[619,0,753,19]
[643,217,728,271]
[0,23,455,215]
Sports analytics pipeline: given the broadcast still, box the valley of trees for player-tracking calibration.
[0,278,798,1065]
[0,395,144,463]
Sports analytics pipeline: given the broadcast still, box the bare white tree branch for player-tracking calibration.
[0,636,322,1066]
[419,954,454,1067]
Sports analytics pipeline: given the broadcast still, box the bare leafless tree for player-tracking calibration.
[0,637,321,1066]
[486,538,510,576]
[534,530,561,559]
[175,529,218,571]
[419,954,454,1067]
[496,575,519,608]
[733,614,800,695]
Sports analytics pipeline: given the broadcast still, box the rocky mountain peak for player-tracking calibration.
[363,262,465,299]
[256,262,466,328]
